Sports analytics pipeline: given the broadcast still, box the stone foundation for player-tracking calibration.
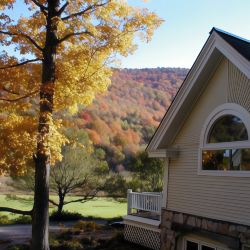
[161,209,250,250]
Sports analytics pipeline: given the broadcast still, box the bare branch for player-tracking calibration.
[57,1,69,16]
[62,1,110,21]
[0,31,43,51]
[30,0,48,15]
[0,90,39,102]
[0,207,32,216]
[58,31,92,44]
[0,58,42,70]
[49,199,59,207]
[63,195,96,205]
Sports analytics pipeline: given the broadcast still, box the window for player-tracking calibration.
[201,246,216,250]
[208,115,248,143]
[202,149,250,171]
[184,239,216,250]
[186,240,199,250]
[199,104,250,176]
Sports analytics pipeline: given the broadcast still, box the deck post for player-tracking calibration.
[127,189,132,215]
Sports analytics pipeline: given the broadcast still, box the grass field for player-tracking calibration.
[0,195,127,220]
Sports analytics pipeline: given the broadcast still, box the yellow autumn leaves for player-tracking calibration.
[0,0,163,175]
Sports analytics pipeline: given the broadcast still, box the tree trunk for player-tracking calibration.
[31,1,59,250]
[56,189,65,216]
[32,157,50,250]
[57,195,64,215]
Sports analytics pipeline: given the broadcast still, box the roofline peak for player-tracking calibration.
[210,27,250,44]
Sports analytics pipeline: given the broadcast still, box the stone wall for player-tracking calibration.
[161,209,250,250]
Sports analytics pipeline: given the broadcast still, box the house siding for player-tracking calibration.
[166,58,250,226]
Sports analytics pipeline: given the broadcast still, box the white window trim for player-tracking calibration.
[198,103,250,177]
[183,237,217,250]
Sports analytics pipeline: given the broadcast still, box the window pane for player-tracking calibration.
[208,115,248,143]
[186,240,198,250]
[202,149,250,171]
[201,245,215,250]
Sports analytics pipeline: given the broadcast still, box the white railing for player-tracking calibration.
[127,189,163,215]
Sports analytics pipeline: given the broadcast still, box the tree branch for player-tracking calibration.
[2,86,20,95]
[0,31,43,51]
[0,90,39,102]
[62,1,110,21]
[0,58,42,70]
[49,199,59,207]
[63,195,95,205]
[57,1,69,16]
[0,207,32,216]
[58,31,92,44]
[30,0,48,15]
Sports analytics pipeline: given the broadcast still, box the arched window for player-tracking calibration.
[208,115,248,143]
[199,104,250,176]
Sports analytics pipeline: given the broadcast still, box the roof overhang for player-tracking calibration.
[147,30,250,157]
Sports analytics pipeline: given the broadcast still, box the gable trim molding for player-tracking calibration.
[147,30,250,155]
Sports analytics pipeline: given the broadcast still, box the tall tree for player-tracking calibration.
[0,1,162,249]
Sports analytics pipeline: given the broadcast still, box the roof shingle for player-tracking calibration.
[211,27,250,61]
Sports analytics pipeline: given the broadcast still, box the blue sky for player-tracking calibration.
[123,0,250,68]
[3,0,250,69]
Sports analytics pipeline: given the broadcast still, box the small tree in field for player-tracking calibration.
[50,128,109,215]
[0,1,162,249]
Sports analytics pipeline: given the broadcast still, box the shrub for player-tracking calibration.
[56,231,73,241]
[50,211,83,221]
[73,220,100,232]
[13,216,32,224]
[50,239,83,250]
[0,215,11,225]
[62,239,83,250]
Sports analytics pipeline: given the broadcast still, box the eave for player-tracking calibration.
[147,30,250,157]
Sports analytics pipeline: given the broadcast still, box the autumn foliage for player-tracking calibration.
[75,68,188,170]
[0,1,163,176]
[0,1,163,249]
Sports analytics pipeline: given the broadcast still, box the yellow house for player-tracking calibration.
[123,28,250,250]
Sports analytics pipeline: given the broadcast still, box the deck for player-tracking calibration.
[123,189,162,250]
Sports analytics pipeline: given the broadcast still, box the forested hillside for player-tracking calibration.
[74,68,188,171]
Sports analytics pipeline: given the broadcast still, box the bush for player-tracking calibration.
[73,220,100,232]
[50,211,83,221]
[61,240,83,250]
[13,216,32,224]
[0,215,11,225]
[50,239,83,250]
[56,231,73,241]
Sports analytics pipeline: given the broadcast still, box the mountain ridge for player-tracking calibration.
[75,67,189,170]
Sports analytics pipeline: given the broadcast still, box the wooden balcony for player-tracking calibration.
[127,189,162,221]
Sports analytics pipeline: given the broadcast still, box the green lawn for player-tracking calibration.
[0,195,127,219]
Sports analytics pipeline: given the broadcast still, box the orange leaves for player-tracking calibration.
[75,68,188,162]
[86,129,101,145]
[0,0,15,10]
[0,0,163,175]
